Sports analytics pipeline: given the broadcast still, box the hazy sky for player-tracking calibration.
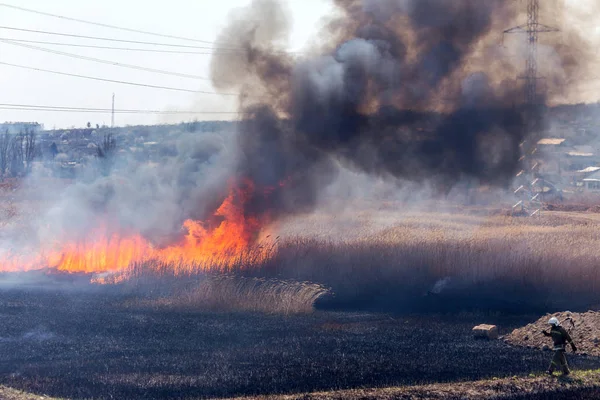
[1,0,600,129]
[0,0,333,129]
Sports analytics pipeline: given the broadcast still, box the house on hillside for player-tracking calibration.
[537,138,567,148]
[583,170,600,192]
[577,166,600,176]
[534,139,600,187]
[564,147,600,172]
[572,167,600,191]
[535,138,568,176]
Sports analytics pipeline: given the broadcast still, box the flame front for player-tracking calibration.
[0,181,269,277]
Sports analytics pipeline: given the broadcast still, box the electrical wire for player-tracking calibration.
[0,26,240,50]
[0,103,240,114]
[0,39,215,81]
[0,61,238,95]
[0,37,226,54]
[0,2,218,45]
[0,27,300,54]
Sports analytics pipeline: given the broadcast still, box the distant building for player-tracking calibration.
[583,170,600,192]
[564,149,599,172]
[535,138,568,176]
[537,138,567,146]
[0,122,44,134]
[577,166,600,174]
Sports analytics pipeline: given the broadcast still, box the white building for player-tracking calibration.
[582,170,600,192]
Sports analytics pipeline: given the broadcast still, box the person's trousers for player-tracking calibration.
[549,349,569,374]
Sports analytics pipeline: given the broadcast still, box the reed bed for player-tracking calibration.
[113,268,329,315]
[253,211,600,312]
[96,210,600,313]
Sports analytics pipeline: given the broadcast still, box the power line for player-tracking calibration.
[0,39,215,81]
[0,26,239,50]
[0,26,300,55]
[0,103,240,114]
[0,37,224,54]
[0,61,238,95]
[0,107,238,115]
[0,2,218,45]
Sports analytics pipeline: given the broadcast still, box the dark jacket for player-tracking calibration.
[543,325,573,350]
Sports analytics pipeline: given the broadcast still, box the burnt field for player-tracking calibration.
[0,289,599,399]
[3,211,600,399]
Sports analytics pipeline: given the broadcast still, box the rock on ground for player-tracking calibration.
[472,324,499,340]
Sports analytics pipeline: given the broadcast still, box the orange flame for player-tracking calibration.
[0,180,270,278]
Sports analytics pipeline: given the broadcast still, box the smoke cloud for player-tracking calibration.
[1,0,597,268]
[0,127,238,260]
[206,0,596,220]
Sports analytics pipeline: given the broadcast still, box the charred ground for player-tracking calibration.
[1,211,600,399]
[1,289,600,400]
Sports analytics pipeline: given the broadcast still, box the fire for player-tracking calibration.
[0,180,271,278]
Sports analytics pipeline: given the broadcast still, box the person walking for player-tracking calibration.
[542,317,577,376]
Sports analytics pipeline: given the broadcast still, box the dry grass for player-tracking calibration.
[255,211,600,312]
[226,369,600,400]
[97,210,600,313]
[5,199,600,313]
[118,273,330,315]
[0,385,62,400]
[175,275,329,314]
[92,243,333,315]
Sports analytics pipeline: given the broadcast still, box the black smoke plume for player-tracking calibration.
[211,0,587,218]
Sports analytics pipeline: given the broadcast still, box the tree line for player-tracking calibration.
[0,130,119,181]
[0,130,36,179]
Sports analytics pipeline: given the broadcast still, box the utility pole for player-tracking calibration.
[504,0,559,217]
[111,93,115,128]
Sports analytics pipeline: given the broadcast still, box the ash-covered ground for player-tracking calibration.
[0,289,599,399]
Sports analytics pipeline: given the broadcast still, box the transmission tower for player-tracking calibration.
[504,0,559,217]
[504,0,559,106]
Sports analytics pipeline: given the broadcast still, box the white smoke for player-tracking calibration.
[0,126,240,263]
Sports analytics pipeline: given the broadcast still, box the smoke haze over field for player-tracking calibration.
[0,128,239,257]
[1,0,599,270]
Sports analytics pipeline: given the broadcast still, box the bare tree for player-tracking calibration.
[24,130,36,174]
[9,133,24,177]
[97,133,116,158]
[97,133,117,175]
[0,132,10,179]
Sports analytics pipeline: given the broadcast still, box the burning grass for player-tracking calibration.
[93,209,600,314]
[4,205,600,314]
[0,180,272,274]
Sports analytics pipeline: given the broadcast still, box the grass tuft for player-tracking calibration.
[115,272,330,315]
